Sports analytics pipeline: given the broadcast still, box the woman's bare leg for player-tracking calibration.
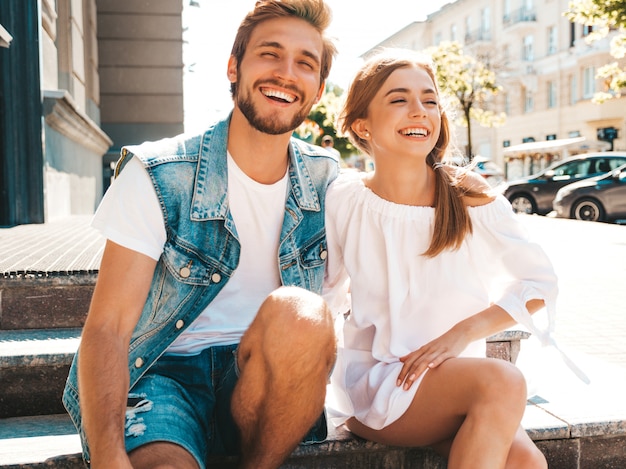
[347,357,528,469]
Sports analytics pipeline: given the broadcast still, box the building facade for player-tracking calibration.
[369,0,625,179]
[0,0,184,227]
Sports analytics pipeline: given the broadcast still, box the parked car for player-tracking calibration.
[448,155,505,187]
[553,163,626,222]
[503,152,626,215]
[472,155,505,187]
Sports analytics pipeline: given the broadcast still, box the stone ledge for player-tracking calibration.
[1,411,626,469]
[42,90,112,156]
[0,329,80,368]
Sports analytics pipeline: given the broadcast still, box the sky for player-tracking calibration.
[182,0,451,132]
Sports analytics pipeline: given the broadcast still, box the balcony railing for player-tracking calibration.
[503,7,537,28]
[464,28,492,45]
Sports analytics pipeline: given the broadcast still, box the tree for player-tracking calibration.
[426,41,506,160]
[293,82,355,158]
[565,0,626,103]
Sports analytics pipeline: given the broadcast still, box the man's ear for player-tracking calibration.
[314,81,326,103]
[227,56,238,84]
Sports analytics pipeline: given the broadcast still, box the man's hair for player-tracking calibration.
[230,0,337,96]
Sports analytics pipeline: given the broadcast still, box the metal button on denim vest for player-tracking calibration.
[63,114,339,460]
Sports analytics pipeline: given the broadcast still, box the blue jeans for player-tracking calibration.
[124,345,326,468]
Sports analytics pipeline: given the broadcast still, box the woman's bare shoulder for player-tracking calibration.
[455,169,496,207]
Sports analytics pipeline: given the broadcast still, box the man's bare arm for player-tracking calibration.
[78,240,157,468]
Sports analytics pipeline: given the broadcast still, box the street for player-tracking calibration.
[516,214,626,371]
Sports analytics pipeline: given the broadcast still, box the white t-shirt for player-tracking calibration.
[92,155,288,354]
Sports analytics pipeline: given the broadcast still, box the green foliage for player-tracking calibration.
[565,0,626,102]
[425,41,505,159]
[292,82,355,158]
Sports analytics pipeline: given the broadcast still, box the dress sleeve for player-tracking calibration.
[322,180,351,318]
[91,156,166,261]
[474,196,589,383]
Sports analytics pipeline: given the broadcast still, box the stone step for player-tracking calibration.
[0,277,94,331]
[1,408,626,469]
[0,329,80,418]
[0,414,83,469]
[0,214,101,333]
[0,413,448,469]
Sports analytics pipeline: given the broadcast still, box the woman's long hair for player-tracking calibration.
[338,49,488,257]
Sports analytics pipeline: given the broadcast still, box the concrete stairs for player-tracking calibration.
[1,217,626,468]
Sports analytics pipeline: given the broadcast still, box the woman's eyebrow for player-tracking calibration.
[384,87,437,97]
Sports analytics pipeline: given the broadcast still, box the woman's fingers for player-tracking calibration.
[397,347,452,390]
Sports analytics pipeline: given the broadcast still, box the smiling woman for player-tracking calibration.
[322,48,562,469]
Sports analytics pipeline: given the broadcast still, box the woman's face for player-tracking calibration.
[354,66,442,160]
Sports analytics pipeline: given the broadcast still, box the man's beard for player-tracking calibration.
[236,86,311,135]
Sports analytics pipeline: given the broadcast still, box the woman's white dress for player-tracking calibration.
[322,171,560,430]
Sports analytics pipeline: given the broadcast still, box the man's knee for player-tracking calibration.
[244,286,336,370]
[258,287,334,341]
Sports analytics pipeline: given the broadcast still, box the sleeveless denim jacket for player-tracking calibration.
[62,115,339,460]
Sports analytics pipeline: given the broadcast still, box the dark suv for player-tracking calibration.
[503,152,626,214]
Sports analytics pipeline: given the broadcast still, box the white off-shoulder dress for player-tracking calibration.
[323,171,561,430]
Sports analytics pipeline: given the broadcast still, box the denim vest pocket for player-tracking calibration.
[141,242,217,326]
[297,230,328,293]
[163,242,215,285]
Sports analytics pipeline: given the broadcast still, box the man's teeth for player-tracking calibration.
[401,128,428,137]
[262,89,296,103]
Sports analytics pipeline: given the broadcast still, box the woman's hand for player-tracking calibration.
[397,326,470,390]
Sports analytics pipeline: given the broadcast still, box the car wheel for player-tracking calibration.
[572,198,605,222]
[509,194,536,214]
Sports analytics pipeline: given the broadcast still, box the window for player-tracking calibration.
[451,23,457,42]
[503,0,511,20]
[481,7,491,35]
[524,88,534,113]
[435,32,442,45]
[582,24,594,37]
[547,26,557,55]
[553,160,589,179]
[523,35,534,61]
[502,44,510,65]
[465,16,472,42]
[548,81,557,108]
[583,66,596,98]
[569,75,577,104]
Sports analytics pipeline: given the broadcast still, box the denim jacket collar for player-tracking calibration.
[191,115,321,221]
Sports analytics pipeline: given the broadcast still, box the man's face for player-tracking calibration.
[228,17,325,135]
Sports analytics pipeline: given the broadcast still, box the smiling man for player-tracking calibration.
[62,2,339,469]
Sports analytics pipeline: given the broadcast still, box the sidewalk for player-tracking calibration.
[0,216,104,278]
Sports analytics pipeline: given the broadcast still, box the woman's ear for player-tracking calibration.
[351,119,370,140]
